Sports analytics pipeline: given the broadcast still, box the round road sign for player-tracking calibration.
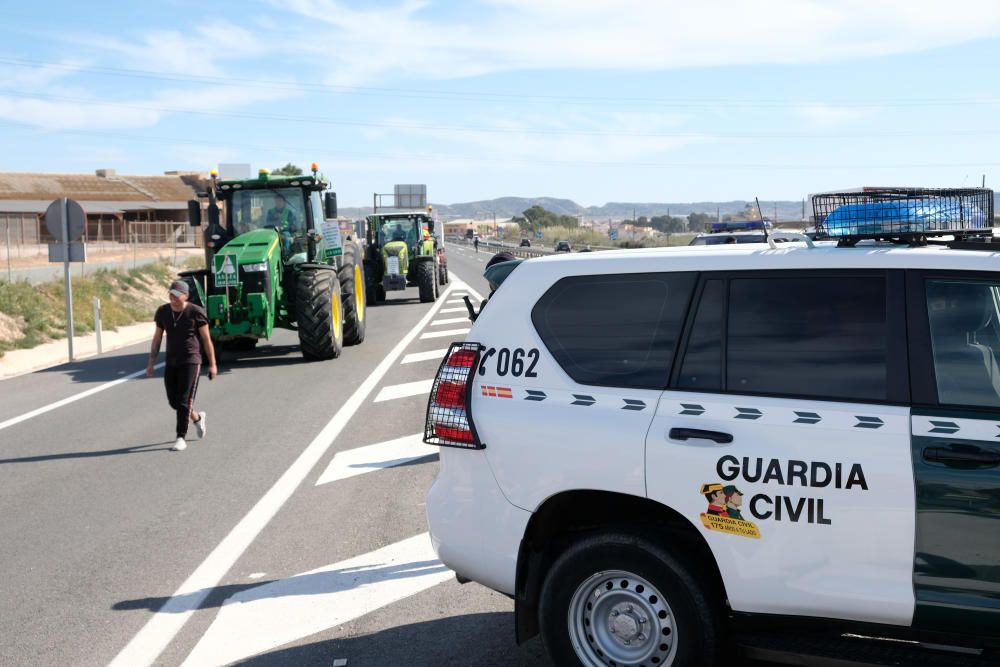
[44,198,86,243]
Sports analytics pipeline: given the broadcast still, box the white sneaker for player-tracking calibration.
[172,437,187,451]
[194,412,207,439]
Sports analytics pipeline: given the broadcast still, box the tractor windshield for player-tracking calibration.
[229,188,307,237]
[378,218,422,246]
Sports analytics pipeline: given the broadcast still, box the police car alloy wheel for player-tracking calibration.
[539,532,720,667]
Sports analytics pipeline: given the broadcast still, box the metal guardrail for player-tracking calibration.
[444,236,616,258]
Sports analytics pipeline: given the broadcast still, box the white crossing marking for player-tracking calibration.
[0,363,165,433]
[373,379,434,402]
[445,299,465,305]
[430,316,470,326]
[419,328,470,340]
[315,433,431,485]
[181,533,452,666]
[401,349,448,364]
[438,307,468,313]
[108,285,457,667]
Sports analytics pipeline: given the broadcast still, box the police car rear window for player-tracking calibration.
[531,272,696,389]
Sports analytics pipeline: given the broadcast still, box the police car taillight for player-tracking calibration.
[424,342,484,449]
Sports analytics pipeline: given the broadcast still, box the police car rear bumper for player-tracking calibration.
[426,447,530,595]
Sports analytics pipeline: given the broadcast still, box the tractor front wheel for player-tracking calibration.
[339,242,366,346]
[296,269,343,361]
[416,260,436,303]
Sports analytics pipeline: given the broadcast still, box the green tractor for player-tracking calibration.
[181,166,366,360]
[364,211,448,305]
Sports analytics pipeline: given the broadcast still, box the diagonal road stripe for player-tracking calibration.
[420,328,470,339]
[401,349,448,364]
[373,379,434,402]
[314,433,433,485]
[181,533,452,666]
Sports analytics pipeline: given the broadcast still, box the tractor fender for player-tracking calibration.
[296,263,338,273]
[412,255,435,264]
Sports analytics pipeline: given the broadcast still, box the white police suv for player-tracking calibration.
[425,188,999,666]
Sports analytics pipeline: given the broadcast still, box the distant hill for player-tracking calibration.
[341,192,1000,223]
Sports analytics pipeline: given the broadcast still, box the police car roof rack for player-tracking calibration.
[812,187,994,248]
[766,231,815,249]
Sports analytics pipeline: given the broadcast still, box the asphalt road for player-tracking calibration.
[0,243,554,666]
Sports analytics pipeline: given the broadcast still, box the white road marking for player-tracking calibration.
[419,328,470,340]
[181,533,452,667]
[108,284,457,667]
[0,363,165,433]
[429,316,470,326]
[438,307,469,313]
[401,349,447,364]
[373,379,434,402]
[315,433,431,485]
[445,299,465,305]
[477,258,485,262]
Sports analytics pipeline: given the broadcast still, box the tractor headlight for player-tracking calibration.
[244,262,268,272]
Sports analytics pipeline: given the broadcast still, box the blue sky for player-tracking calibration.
[2,0,1000,207]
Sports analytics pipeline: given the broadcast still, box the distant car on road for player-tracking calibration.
[519,238,531,247]
[554,240,571,253]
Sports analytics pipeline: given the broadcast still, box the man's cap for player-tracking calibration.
[723,485,743,498]
[169,280,189,297]
[274,193,286,201]
[699,482,724,495]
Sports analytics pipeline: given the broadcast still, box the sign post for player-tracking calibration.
[45,198,86,362]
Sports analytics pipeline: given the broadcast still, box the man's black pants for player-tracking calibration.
[164,363,201,438]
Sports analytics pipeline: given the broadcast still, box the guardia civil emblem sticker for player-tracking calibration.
[698,482,760,539]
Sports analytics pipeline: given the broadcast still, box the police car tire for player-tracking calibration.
[417,260,436,303]
[539,531,720,667]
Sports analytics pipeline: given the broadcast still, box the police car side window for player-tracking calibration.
[677,279,723,390]
[926,279,1000,408]
[727,276,888,401]
[531,272,696,389]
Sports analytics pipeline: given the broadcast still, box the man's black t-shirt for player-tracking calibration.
[154,303,209,366]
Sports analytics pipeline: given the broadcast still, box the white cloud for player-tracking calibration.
[364,110,709,164]
[796,104,873,129]
[278,0,1000,84]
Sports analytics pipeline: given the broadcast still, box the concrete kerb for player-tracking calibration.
[0,321,154,381]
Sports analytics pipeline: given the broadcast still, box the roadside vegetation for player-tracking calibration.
[0,261,175,357]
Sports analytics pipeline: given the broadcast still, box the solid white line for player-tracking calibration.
[181,533,452,666]
[0,363,165,433]
[445,299,465,305]
[438,307,468,314]
[108,284,456,667]
[429,316,469,326]
[401,349,447,364]
[419,328,470,340]
[314,433,430,485]
[373,379,434,402]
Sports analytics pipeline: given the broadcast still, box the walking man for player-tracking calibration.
[146,280,217,451]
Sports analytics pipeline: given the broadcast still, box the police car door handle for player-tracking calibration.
[922,445,1000,467]
[668,428,733,444]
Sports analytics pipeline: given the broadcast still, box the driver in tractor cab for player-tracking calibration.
[384,223,410,275]
[267,193,298,256]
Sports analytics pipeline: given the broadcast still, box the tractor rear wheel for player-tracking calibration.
[339,242,366,346]
[296,269,343,361]
[417,260,436,303]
